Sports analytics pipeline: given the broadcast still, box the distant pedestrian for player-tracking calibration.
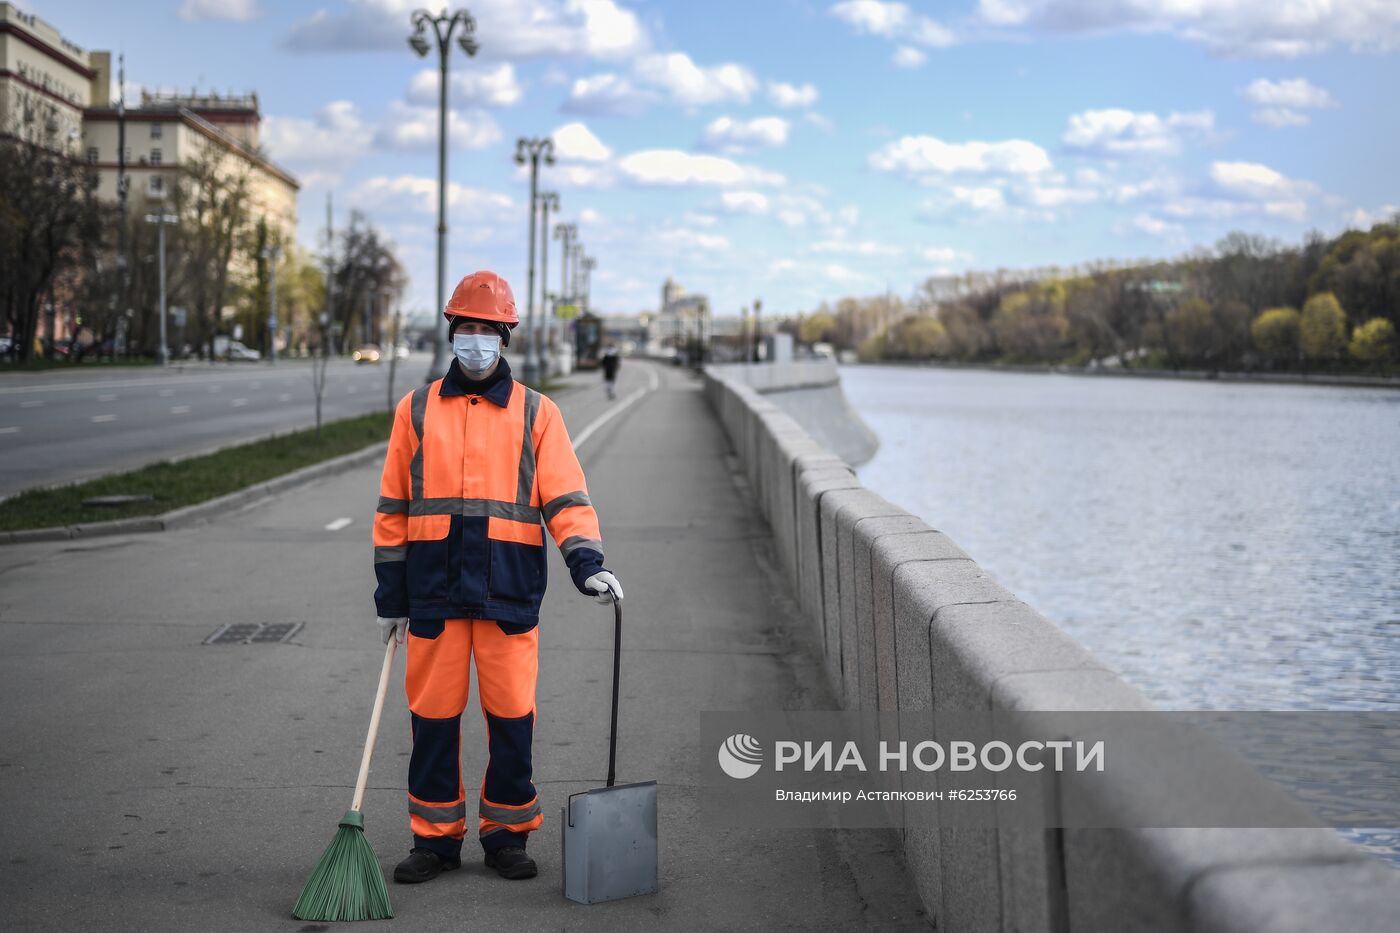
[372,270,624,887]
[600,342,621,400]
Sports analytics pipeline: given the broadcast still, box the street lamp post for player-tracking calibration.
[535,191,558,378]
[143,209,177,367]
[408,7,479,382]
[753,298,763,362]
[580,254,596,315]
[261,243,281,365]
[514,137,554,386]
[553,223,576,375]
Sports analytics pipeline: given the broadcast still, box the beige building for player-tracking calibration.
[0,2,100,150]
[1,2,298,243]
[83,90,299,244]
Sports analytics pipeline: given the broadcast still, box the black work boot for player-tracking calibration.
[393,847,461,884]
[483,845,537,880]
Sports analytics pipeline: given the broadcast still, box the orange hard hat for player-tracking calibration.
[444,270,518,327]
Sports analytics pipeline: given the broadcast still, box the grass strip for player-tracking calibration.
[0,411,392,532]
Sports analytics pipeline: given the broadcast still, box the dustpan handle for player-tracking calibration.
[607,599,621,787]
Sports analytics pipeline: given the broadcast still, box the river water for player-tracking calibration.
[841,364,1400,713]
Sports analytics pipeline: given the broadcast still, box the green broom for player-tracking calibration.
[293,637,398,921]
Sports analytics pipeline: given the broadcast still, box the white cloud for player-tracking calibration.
[657,228,731,252]
[1025,184,1098,208]
[1252,108,1311,128]
[830,1,955,47]
[373,101,502,151]
[408,63,523,108]
[720,191,771,214]
[563,73,651,116]
[1148,160,1321,223]
[768,81,819,108]
[1242,78,1336,128]
[1131,213,1184,237]
[870,135,1052,178]
[548,164,615,188]
[180,0,260,22]
[617,150,784,187]
[349,174,514,218]
[701,116,791,153]
[287,0,647,60]
[892,46,927,68]
[551,121,612,161]
[633,52,758,106]
[1210,160,1309,200]
[823,263,867,283]
[579,207,604,224]
[262,100,368,172]
[968,0,1400,57]
[811,238,902,256]
[1061,108,1214,156]
[921,246,974,263]
[804,112,836,133]
[950,186,1007,211]
[1347,204,1398,229]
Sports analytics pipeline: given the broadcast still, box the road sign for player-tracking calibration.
[558,304,580,320]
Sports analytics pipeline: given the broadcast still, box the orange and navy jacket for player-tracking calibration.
[372,357,605,629]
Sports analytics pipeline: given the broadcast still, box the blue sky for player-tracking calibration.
[37,0,1400,321]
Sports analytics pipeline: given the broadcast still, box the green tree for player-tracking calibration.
[1251,307,1300,364]
[1348,318,1396,365]
[883,314,944,359]
[1165,298,1222,366]
[1299,292,1348,362]
[799,310,836,345]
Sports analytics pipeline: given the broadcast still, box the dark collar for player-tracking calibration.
[439,355,514,407]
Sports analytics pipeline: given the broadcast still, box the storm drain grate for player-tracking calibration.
[204,622,303,645]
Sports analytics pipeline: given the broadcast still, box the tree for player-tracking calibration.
[1299,292,1348,363]
[171,146,253,358]
[799,310,836,345]
[1348,318,1395,366]
[1165,298,1222,367]
[1251,307,1300,364]
[933,303,990,359]
[990,289,1067,360]
[332,211,405,352]
[0,129,103,361]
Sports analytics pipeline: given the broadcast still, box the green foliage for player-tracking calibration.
[799,310,836,345]
[0,411,390,532]
[1251,307,1301,361]
[1349,318,1396,364]
[1165,298,1222,365]
[1299,292,1348,361]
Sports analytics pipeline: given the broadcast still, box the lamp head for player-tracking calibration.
[409,32,430,57]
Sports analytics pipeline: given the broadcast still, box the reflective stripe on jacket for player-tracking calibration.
[372,359,605,628]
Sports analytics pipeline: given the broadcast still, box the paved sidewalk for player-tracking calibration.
[0,360,926,931]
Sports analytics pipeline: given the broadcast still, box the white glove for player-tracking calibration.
[583,571,624,604]
[377,616,409,645]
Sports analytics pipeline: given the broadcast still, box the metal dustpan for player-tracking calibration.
[562,600,658,904]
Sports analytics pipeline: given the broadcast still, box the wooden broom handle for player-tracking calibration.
[351,637,398,812]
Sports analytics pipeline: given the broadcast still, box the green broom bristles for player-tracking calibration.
[293,809,394,922]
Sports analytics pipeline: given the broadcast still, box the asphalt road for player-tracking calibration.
[0,359,925,931]
[0,357,425,498]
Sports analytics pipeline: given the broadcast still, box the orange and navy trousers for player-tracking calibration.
[405,616,543,858]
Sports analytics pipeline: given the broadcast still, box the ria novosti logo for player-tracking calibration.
[717,733,764,779]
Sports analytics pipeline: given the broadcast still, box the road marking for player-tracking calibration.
[0,426,18,435]
[170,405,191,414]
[97,393,117,401]
[325,517,353,532]
[91,414,117,423]
[231,398,248,407]
[19,400,43,408]
[571,363,660,452]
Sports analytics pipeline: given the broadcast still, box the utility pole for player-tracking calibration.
[553,222,576,374]
[536,191,558,377]
[581,254,596,315]
[741,305,749,364]
[514,137,554,386]
[408,8,479,383]
[144,209,177,367]
[117,54,130,359]
[261,243,281,365]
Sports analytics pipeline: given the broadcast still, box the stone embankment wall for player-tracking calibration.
[704,360,1397,933]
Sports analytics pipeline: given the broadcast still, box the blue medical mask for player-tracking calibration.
[452,332,501,374]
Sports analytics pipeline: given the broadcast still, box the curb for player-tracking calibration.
[0,441,388,546]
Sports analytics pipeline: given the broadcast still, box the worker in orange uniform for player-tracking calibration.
[371,270,624,885]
